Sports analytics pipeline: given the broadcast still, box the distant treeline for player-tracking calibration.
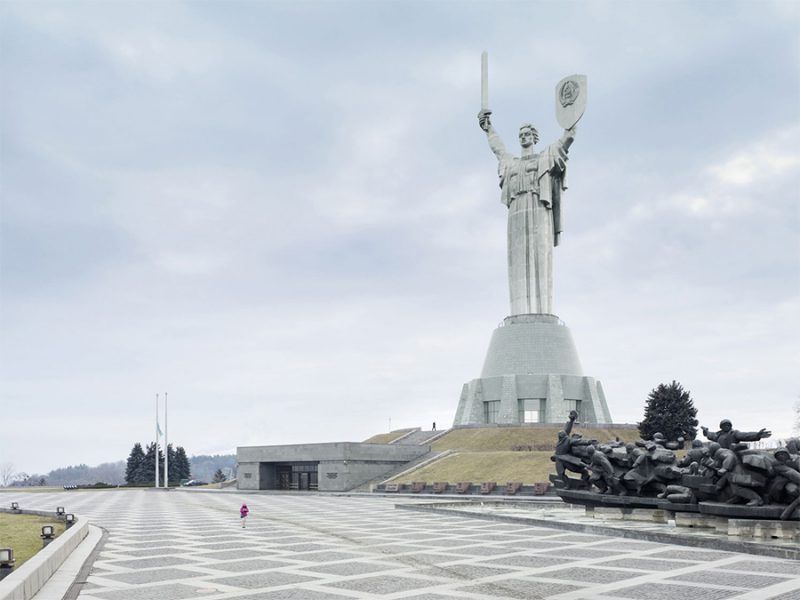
[12,453,237,487]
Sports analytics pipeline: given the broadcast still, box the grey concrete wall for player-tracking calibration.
[481,314,583,377]
[0,509,89,600]
[454,314,613,426]
[236,443,430,492]
[238,442,429,464]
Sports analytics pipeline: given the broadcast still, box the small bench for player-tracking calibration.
[480,481,496,494]
[432,482,448,493]
[384,483,400,492]
[411,481,426,493]
[456,482,472,494]
[506,481,523,495]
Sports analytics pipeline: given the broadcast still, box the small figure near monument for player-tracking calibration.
[240,503,249,528]
[701,419,771,449]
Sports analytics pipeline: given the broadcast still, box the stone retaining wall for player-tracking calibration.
[0,509,89,600]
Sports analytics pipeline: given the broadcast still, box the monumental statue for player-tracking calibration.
[477,98,577,314]
[453,54,611,427]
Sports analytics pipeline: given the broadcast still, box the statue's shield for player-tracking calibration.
[555,74,587,129]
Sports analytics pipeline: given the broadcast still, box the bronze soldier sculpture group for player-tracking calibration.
[552,411,800,521]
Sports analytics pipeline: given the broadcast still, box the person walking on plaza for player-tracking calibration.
[240,503,249,528]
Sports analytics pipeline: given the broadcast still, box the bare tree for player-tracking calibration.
[0,462,15,487]
[794,398,800,435]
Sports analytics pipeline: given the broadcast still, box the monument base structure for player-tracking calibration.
[453,314,612,426]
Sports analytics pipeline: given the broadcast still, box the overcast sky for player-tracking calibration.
[1,0,798,476]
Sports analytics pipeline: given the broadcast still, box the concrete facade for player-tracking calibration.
[237,442,429,492]
[454,314,612,426]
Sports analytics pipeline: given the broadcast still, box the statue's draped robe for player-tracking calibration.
[488,129,569,315]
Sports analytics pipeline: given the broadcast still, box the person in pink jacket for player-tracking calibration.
[240,503,249,528]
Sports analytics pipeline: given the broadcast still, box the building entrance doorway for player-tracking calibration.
[275,463,318,491]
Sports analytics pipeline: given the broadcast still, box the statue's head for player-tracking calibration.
[653,432,666,443]
[518,124,539,148]
[691,439,703,448]
[774,448,790,463]
[708,442,721,456]
[586,446,595,456]
[719,419,732,432]
[558,431,567,440]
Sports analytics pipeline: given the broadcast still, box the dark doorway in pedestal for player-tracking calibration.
[275,463,318,490]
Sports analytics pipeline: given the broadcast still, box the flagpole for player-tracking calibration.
[164,392,169,488]
[155,393,160,489]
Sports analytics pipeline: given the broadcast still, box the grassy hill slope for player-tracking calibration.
[366,424,641,485]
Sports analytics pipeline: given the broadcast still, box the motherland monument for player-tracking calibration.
[453,53,613,426]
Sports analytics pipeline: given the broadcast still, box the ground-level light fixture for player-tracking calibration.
[55,506,65,516]
[65,514,76,528]
[0,548,15,581]
[41,525,55,547]
[10,502,18,511]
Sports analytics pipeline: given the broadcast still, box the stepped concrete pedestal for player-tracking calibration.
[453,314,612,426]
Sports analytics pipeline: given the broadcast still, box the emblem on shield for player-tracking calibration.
[555,74,587,129]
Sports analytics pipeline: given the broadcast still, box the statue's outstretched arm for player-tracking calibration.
[478,109,508,160]
[560,126,576,151]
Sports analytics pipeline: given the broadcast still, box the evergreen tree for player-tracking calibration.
[173,446,191,481]
[638,380,698,442]
[135,442,165,485]
[212,469,226,483]
[125,443,146,484]
[165,444,176,485]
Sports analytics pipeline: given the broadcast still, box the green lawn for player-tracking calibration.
[0,514,66,568]
[363,429,416,444]
[368,424,642,485]
[389,451,557,485]
[430,426,641,452]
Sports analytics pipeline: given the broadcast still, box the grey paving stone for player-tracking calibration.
[763,591,800,600]
[591,540,668,551]
[300,560,399,576]
[394,553,462,566]
[484,554,576,569]
[193,541,262,550]
[539,567,643,583]
[96,567,206,585]
[102,556,200,569]
[194,549,266,560]
[505,539,593,551]
[459,578,582,599]
[723,560,800,575]
[646,549,736,562]
[89,583,205,600]
[612,583,739,599]
[597,557,697,571]
[418,563,515,580]
[204,559,296,572]
[460,533,530,542]
[114,546,186,557]
[668,570,791,588]
[230,591,355,600]
[399,596,468,600]
[279,542,340,552]
[210,571,320,589]
[547,534,611,542]
[446,545,518,557]
[546,546,626,558]
[324,574,439,594]
[288,550,368,563]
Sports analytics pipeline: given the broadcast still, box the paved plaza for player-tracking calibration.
[4,490,800,600]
